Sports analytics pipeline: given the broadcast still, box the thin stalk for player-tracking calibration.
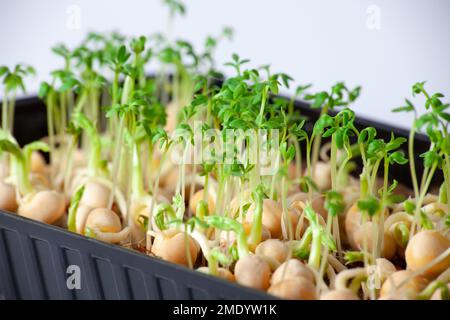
[202,173,210,204]
[247,187,264,250]
[419,165,430,194]
[411,162,438,236]
[146,142,154,192]
[107,116,126,209]
[376,156,390,259]
[446,158,450,214]
[46,91,56,187]
[63,135,77,194]
[184,224,193,269]
[131,141,145,199]
[311,104,329,176]
[206,97,212,126]
[15,156,34,195]
[60,91,67,139]
[90,88,99,130]
[215,164,224,215]
[409,121,419,198]
[319,218,333,278]
[207,251,219,276]
[74,90,88,113]
[257,88,267,125]
[108,71,120,152]
[7,91,16,133]
[330,134,338,189]
[269,152,280,199]
[67,90,74,115]
[189,164,196,206]
[281,175,293,240]
[369,158,382,195]
[306,137,313,201]
[361,214,369,269]
[173,68,180,110]
[333,216,343,262]
[290,137,302,180]
[336,155,351,189]
[180,144,189,203]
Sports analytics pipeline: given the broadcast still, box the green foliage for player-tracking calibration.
[0,64,35,93]
[164,0,186,16]
[357,196,380,216]
[304,82,361,110]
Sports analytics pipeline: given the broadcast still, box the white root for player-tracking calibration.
[422,202,448,217]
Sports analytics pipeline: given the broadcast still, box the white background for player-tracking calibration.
[0,0,449,129]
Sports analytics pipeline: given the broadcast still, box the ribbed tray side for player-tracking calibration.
[0,211,274,300]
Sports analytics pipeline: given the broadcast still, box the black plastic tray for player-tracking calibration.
[0,95,438,300]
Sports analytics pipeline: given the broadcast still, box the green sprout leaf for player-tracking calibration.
[38,82,51,99]
[386,134,406,152]
[164,0,186,16]
[358,127,377,145]
[0,139,24,161]
[305,91,328,109]
[420,150,442,168]
[412,81,426,96]
[321,231,337,252]
[0,66,8,77]
[299,176,319,193]
[312,114,333,137]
